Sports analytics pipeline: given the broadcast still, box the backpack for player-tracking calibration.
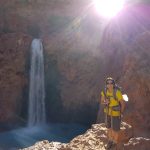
[103,84,128,111]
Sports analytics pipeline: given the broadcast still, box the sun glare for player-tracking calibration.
[123,94,129,102]
[93,0,125,18]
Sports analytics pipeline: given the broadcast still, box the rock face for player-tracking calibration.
[22,122,150,150]
[0,0,102,126]
[97,4,150,135]
[0,33,31,125]
[0,0,150,138]
[121,31,150,136]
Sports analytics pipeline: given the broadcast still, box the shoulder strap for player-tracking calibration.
[104,87,120,101]
[103,87,107,99]
[113,88,118,101]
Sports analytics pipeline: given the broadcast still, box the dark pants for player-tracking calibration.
[105,115,121,131]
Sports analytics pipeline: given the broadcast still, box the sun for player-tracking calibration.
[93,0,125,18]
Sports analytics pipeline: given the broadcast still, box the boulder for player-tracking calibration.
[22,122,150,150]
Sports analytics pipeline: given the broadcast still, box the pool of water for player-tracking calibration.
[0,123,88,150]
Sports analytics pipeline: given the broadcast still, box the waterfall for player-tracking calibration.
[28,39,46,126]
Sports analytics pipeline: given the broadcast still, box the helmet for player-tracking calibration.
[105,77,115,85]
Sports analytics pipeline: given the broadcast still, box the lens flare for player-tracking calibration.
[94,0,125,18]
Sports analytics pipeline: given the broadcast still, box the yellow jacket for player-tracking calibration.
[101,89,123,116]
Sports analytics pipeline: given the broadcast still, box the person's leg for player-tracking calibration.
[105,115,112,139]
[107,128,113,140]
[112,130,119,143]
[111,116,121,144]
[105,115,114,149]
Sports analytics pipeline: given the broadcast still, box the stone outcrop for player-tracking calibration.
[22,122,150,150]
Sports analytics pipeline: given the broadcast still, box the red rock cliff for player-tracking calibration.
[0,0,149,137]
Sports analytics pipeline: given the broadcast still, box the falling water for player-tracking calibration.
[28,39,46,126]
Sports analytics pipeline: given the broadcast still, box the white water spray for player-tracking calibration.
[28,39,46,126]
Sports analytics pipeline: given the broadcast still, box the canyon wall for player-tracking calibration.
[0,0,149,136]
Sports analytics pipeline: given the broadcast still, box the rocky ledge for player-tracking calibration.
[22,122,150,150]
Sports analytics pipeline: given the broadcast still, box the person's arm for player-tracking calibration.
[117,90,125,113]
[100,91,109,105]
[101,95,105,105]
[120,100,125,114]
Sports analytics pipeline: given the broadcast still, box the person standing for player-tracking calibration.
[101,77,125,149]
